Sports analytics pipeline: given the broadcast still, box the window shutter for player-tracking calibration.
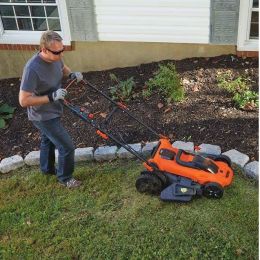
[66,0,98,41]
[0,17,4,36]
[210,0,240,44]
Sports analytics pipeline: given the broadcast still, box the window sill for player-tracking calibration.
[0,43,72,51]
[237,40,259,51]
[0,31,71,45]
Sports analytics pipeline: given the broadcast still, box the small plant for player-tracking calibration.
[0,102,16,129]
[216,73,258,110]
[233,91,259,110]
[217,73,248,93]
[142,88,152,99]
[145,63,184,103]
[109,74,136,101]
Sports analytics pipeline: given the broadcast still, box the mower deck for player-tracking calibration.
[136,171,202,202]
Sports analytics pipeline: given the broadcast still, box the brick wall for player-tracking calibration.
[236,51,259,58]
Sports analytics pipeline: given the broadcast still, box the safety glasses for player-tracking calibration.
[46,47,65,55]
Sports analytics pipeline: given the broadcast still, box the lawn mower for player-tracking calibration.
[63,79,234,202]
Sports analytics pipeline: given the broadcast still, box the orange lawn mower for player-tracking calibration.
[63,79,234,202]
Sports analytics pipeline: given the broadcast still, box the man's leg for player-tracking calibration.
[39,133,56,174]
[32,118,75,183]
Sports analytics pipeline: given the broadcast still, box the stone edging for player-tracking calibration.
[0,141,258,181]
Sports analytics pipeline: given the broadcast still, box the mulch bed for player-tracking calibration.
[0,54,258,161]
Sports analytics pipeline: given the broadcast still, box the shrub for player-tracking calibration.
[233,91,259,110]
[145,63,184,103]
[217,73,258,110]
[109,74,136,101]
[0,102,16,129]
[217,73,248,93]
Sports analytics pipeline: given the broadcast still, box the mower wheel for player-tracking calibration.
[136,172,163,195]
[154,170,168,188]
[214,155,231,167]
[141,170,167,187]
[202,182,224,199]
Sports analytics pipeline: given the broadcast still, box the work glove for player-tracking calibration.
[69,72,83,83]
[48,88,67,102]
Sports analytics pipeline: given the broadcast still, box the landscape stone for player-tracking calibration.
[94,146,117,161]
[0,155,24,173]
[198,143,221,155]
[172,141,194,152]
[75,147,94,162]
[142,141,158,158]
[24,151,40,166]
[244,161,259,180]
[117,143,142,159]
[222,149,249,167]
[27,147,94,165]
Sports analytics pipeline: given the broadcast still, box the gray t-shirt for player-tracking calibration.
[20,53,64,121]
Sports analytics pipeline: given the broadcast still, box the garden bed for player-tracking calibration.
[0,54,258,161]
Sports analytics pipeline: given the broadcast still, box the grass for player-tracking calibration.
[0,160,258,259]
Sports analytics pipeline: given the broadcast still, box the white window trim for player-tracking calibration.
[237,0,259,51]
[0,0,71,45]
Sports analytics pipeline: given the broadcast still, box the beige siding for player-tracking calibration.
[94,0,210,43]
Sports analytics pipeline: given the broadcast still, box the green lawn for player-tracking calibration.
[0,160,258,259]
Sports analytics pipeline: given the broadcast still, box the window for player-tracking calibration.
[0,0,71,45]
[237,0,259,51]
[250,0,259,39]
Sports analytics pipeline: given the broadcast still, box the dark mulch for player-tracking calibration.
[0,55,258,161]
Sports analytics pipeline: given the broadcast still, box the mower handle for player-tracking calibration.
[80,79,166,140]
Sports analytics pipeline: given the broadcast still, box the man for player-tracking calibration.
[19,30,83,188]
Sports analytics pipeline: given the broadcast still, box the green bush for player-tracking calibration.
[109,73,136,101]
[217,73,248,93]
[217,73,258,110]
[145,63,184,102]
[0,102,16,129]
[233,90,259,109]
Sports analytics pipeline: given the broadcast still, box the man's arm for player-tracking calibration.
[19,89,49,107]
[62,64,83,83]
[62,64,72,77]
[19,89,67,108]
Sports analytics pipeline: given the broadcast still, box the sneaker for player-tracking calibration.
[60,178,82,188]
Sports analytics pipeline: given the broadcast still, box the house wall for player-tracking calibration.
[0,41,235,79]
[94,0,210,43]
[0,0,240,79]
[66,0,240,45]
